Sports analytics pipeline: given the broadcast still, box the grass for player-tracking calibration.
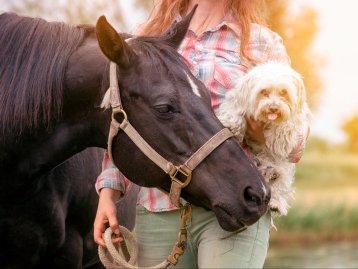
[294,151,358,189]
[268,149,358,247]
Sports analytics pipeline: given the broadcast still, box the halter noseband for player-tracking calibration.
[106,62,233,208]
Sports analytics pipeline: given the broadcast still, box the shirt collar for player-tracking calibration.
[175,11,242,38]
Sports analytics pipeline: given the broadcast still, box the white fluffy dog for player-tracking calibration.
[217,61,311,216]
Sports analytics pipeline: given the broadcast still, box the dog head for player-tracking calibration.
[241,61,306,124]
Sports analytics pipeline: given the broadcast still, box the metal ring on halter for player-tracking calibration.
[111,109,128,122]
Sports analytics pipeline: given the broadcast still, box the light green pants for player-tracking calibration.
[135,204,271,268]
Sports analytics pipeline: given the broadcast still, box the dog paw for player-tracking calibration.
[258,166,280,181]
[270,172,279,181]
[269,198,288,216]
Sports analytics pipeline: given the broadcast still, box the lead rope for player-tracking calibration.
[98,204,192,269]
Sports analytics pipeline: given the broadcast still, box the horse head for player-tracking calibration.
[94,7,270,231]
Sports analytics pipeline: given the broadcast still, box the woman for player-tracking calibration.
[94,0,309,268]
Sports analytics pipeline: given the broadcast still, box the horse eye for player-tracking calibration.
[155,106,172,114]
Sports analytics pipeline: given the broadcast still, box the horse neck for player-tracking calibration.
[0,112,108,188]
[1,45,111,186]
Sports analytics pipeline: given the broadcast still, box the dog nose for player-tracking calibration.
[269,106,279,113]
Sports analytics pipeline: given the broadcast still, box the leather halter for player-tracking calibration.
[106,62,233,208]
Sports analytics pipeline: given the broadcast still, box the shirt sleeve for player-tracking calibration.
[287,116,311,163]
[266,32,291,65]
[95,150,133,200]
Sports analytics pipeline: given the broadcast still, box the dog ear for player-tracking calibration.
[216,75,251,139]
[293,72,306,113]
[238,73,257,117]
[228,76,251,114]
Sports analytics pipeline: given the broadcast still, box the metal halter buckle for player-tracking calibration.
[170,166,192,188]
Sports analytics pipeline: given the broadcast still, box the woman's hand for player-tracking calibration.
[93,188,123,248]
[244,115,266,144]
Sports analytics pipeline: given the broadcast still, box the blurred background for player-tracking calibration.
[1,0,357,268]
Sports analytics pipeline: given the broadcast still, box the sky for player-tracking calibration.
[291,0,358,143]
[1,0,357,143]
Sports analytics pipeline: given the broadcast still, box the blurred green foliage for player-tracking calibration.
[270,144,358,245]
[304,136,332,153]
[296,143,358,189]
[275,202,358,232]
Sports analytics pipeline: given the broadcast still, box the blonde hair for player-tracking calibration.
[140,0,268,62]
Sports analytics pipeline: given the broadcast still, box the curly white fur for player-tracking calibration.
[217,61,311,216]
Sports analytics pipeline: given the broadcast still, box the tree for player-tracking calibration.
[1,0,126,31]
[267,0,324,110]
[342,114,358,152]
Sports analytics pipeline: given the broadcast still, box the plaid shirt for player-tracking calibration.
[95,12,310,212]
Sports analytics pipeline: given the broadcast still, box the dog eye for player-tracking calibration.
[280,89,287,95]
[260,89,268,96]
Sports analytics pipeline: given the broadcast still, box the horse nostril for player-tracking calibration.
[243,187,261,208]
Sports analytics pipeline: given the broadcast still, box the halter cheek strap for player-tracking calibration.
[107,62,233,208]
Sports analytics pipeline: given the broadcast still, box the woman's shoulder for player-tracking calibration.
[247,23,290,64]
[249,23,284,45]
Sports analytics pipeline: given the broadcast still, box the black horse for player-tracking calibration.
[0,8,270,269]
[0,147,138,269]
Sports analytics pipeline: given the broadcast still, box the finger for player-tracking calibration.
[94,225,107,248]
[244,116,256,129]
[112,236,123,244]
[93,215,109,247]
[107,210,120,237]
[246,116,259,125]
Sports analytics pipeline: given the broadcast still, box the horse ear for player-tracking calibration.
[161,4,198,49]
[95,16,138,67]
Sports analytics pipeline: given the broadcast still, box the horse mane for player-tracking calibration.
[0,13,89,137]
[0,12,191,135]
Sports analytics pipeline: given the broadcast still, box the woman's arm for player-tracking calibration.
[244,115,266,144]
[94,151,134,247]
[95,150,133,199]
[93,188,123,247]
[287,117,311,163]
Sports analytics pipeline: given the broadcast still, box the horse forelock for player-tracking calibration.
[141,38,204,98]
[101,88,111,109]
[0,13,86,138]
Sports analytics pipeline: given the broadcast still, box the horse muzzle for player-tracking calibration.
[213,184,271,232]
